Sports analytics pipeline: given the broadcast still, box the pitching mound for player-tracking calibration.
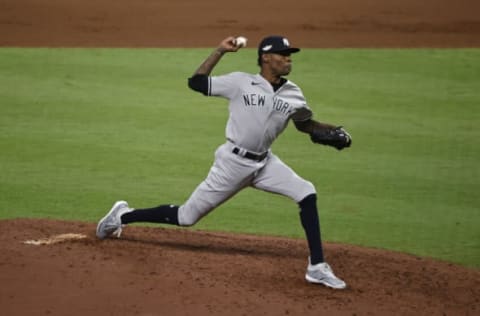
[0,219,478,315]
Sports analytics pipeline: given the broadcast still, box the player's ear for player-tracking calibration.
[261,53,270,65]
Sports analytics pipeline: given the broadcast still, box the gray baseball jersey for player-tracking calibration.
[210,72,313,153]
[178,72,316,226]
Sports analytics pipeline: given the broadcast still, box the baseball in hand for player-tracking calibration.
[234,36,247,48]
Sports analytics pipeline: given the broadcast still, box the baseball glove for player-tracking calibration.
[310,126,352,150]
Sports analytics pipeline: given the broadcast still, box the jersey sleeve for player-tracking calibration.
[290,106,313,122]
[288,85,313,122]
[209,72,243,99]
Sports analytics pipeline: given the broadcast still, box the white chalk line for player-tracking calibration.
[23,233,87,245]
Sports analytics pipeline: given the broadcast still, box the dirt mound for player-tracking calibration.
[0,219,478,315]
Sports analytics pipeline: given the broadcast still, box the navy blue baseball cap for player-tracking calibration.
[258,36,300,56]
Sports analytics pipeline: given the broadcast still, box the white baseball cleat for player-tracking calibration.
[96,201,132,239]
[305,260,347,289]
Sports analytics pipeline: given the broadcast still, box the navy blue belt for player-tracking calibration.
[232,147,268,162]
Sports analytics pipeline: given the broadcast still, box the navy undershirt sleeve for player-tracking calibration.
[188,74,209,95]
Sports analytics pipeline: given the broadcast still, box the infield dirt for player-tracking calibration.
[1,0,479,315]
[1,0,480,47]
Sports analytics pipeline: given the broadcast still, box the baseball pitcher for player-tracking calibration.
[97,35,351,289]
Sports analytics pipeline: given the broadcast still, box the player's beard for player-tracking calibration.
[263,56,292,78]
[273,61,292,77]
[282,64,292,75]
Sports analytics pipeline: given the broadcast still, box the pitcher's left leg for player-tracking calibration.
[252,154,346,288]
[252,155,322,261]
[252,153,315,202]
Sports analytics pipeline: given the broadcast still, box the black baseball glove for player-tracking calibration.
[310,126,352,150]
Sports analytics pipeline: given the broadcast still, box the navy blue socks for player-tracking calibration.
[121,204,179,226]
[298,194,325,265]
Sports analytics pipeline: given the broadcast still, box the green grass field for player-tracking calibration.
[1,48,479,268]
